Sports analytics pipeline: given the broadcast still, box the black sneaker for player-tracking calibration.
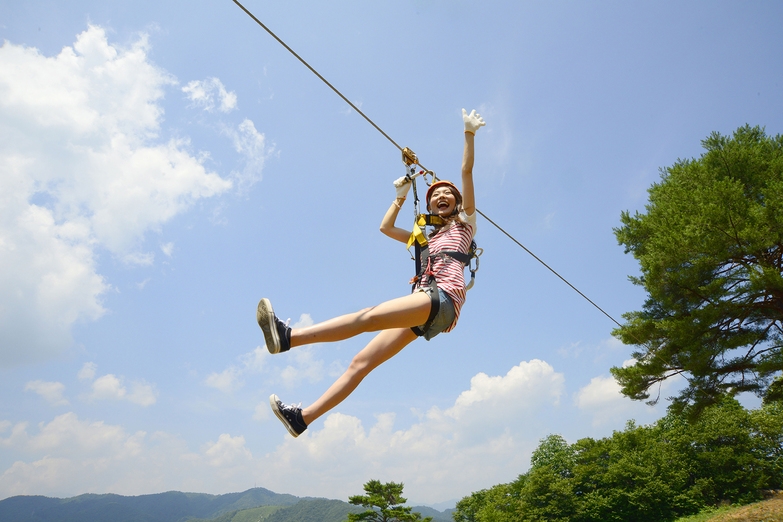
[257,298,291,354]
[269,394,308,437]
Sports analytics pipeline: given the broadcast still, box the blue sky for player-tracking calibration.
[1,0,782,508]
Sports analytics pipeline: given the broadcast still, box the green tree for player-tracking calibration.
[347,480,432,522]
[529,434,575,478]
[612,125,783,413]
[453,480,525,522]
[452,400,783,522]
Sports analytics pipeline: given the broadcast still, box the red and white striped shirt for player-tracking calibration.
[415,211,477,332]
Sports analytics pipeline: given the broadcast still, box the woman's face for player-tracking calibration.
[429,186,457,217]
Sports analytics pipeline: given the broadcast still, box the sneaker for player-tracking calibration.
[257,298,291,354]
[269,394,308,437]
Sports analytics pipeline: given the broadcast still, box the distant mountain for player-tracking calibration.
[0,488,455,522]
[0,487,300,522]
[411,504,455,521]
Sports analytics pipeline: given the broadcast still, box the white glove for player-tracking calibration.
[393,176,411,199]
[462,108,486,135]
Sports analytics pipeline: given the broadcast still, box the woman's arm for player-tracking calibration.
[380,176,412,243]
[460,109,485,216]
[461,131,476,216]
[380,198,412,243]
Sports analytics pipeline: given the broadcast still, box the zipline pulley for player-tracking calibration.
[402,147,418,166]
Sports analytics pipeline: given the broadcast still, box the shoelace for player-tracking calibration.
[282,402,302,414]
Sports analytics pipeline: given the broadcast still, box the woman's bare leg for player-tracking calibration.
[290,292,431,348]
[301,327,418,425]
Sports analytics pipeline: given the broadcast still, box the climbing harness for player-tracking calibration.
[399,150,483,336]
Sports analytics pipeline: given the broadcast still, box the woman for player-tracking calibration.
[258,108,485,437]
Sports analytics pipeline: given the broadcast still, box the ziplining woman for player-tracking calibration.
[257,108,486,437]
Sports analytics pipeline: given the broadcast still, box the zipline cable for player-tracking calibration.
[230,0,696,391]
[231,0,404,153]
[476,209,622,329]
[229,0,635,336]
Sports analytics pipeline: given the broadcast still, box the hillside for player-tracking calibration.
[0,488,453,522]
[677,491,783,522]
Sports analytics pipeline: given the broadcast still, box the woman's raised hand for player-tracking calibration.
[462,108,486,135]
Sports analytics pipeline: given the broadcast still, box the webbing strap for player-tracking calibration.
[411,280,440,337]
[437,250,471,265]
[406,214,446,250]
[406,217,428,249]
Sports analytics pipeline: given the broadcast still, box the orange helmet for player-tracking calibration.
[426,180,462,211]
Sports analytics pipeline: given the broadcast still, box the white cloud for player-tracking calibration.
[90,374,126,400]
[128,381,157,407]
[182,77,237,113]
[574,374,663,427]
[205,347,269,393]
[89,373,157,406]
[78,362,97,381]
[271,314,336,388]
[0,25,235,366]
[279,347,331,388]
[253,402,271,421]
[0,359,565,503]
[0,413,169,498]
[261,359,565,502]
[206,314,314,393]
[0,413,247,498]
[24,380,69,407]
[203,434,252,467]
[575,375,622,410]
[226,119,274,193]
[204,366,244,394]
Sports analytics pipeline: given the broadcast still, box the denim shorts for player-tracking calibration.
[415,287,456,341]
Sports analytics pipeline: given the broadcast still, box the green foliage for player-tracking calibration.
[611,125,783,413]
[452,400,783,522]
[224,505,282,521]
[452,479,525,522]
[347,480,432,522]
[265,498,363,522]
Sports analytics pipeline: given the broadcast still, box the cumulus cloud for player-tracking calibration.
[182,77,237,113]
[203,434,252,467]
[78,362,97,381]
[258,359,566,502]
[0,413,251,498]
[88,373,157,407]
[205,347,268,393]
[24,380,69,407]
[206,314,314,393]
[277,313,341,388]
[575,375,623,409]
[204,366,244,394]
[0,413,172,497]
[160,242,174,257]
[574,373,665,427]
[0,25,239,366]
[0,359,566,502]
[226,118,274,193]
